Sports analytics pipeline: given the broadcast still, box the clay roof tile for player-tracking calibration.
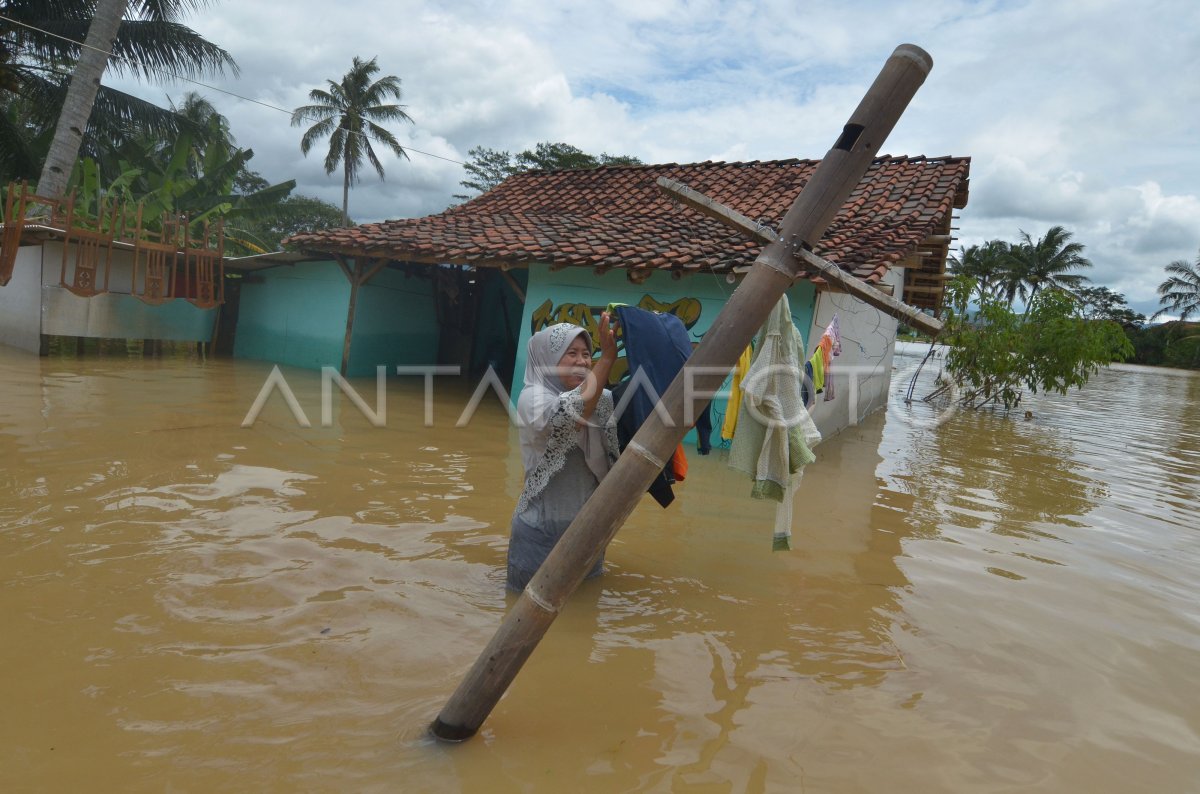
[285,155,970,282]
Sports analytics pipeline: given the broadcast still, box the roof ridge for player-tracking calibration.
[514,154,970,176]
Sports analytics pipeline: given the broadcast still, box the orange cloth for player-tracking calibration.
[671,444,688,483]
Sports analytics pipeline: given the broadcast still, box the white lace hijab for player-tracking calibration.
[515,323,616,508]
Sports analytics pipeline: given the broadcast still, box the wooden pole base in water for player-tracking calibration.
[431,43,935,742]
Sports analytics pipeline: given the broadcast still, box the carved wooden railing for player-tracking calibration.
[182,218,225,309]
[1,181,63,286]
[59,193,120,297]
[131,207,182,305]
[2,181,226,307]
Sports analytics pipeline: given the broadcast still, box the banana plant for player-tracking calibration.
[67,127,295,250]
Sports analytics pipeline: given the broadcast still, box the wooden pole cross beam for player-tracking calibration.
[655,177,944,336]
[430,43,936,742]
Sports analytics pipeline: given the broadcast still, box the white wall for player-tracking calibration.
[802,267,903,440]
[0,246,44,353]
[38,241,217,342]
[43,240,136,294]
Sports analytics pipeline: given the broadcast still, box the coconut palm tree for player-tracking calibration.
[1,0,237,188]
[1154,249,1200,322]
[949,239,1009,305]
[1001,225,1093,308]
[291,56,413,226]
[37,0,129,197]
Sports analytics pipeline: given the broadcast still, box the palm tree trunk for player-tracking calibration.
[342,161,350,226]
[36,0,130,199]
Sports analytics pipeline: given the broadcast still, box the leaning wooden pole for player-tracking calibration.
[431,43,935,741]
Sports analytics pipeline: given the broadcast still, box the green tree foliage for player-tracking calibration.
[514,141,641,171]
[456,145,518,197]
[1154,248,1200,322]
[937,276,1133,409]
[949,239,1009,305]
[1124,322,1200,369]
[1075,285,1145,328]
[456,141,642,200]
[291,55,413,226]
[0,0,237,183]
[65,121,295,254]
[1001,225,1093,307]
[236,193,345,253]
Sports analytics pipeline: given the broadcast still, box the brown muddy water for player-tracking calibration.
[1,345,1198,793]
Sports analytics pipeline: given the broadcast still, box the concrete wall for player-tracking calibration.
[41,287,218,341]
[2,241,219,351]
[234,261,441,377]
[40,242,217,341]
[803,267,903,440]
[0,246,43,353]
[234,261,351,371]
[346,267,439,376]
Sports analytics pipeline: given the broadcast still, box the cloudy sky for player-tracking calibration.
[108,0,1199,317]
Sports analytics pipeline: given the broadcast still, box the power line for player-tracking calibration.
[0,14,467,166]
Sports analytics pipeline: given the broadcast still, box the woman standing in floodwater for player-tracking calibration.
[507,315,620,591]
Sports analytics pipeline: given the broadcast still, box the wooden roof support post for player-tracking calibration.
[499,268,526,302]
[338,257,389,374]
[430,43,935,742]
[340,258,362,376]
[653,179,944,336]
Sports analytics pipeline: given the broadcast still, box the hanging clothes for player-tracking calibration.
[802,360,815,409]
[721,344,754,441]
[610,379,681,508]
[610,305,707,508]
[808,348,825,395]
[819,313,842,402]
[728,295,822,507]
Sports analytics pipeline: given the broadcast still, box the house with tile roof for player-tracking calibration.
[224,153,968,441]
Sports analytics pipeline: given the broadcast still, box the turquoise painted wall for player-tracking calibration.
[234,261,440,376]
[234,261,349,370]
[512,265,817,449]
[347,267,439,376]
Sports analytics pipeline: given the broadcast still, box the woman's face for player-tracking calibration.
[557,336,592,389]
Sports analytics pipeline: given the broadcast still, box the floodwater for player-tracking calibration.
[1,345,1198,793]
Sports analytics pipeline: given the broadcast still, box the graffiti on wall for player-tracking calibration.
[529,294,704,382]
[531,294,702,337]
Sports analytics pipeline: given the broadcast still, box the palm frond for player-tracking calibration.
[107,20,238,80]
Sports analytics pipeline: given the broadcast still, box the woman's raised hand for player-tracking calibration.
[597,312,618,362]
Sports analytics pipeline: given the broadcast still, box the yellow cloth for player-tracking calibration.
[809,348,825,394]
[721,344,754,440]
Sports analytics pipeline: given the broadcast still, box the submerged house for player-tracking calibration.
[269,154,969,441]
[0,184,225,354]
[1,155,970,443]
